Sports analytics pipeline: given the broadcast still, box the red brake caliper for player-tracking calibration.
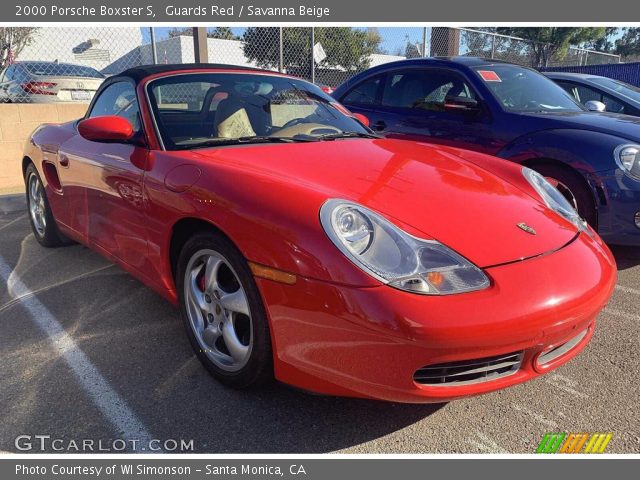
[197,266,206,292]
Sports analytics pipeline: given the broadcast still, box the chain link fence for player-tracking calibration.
[0,27,167,103]
[458,28,621,68]
[0,26,623,102]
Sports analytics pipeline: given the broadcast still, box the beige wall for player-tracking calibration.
[0,103,89,195]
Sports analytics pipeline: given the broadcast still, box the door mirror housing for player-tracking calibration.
[444,95,480,114]
[78,116,134,143]
[352,113,370,127]
[584,100,606,112]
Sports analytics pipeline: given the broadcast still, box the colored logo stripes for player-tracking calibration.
[536,433,612,453]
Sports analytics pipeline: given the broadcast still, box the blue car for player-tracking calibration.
[333,57,640,246]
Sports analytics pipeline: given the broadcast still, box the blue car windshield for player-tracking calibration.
[589,77,640,103]
[474,65,584,113]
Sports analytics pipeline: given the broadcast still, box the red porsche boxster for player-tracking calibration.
[22,64,616,403]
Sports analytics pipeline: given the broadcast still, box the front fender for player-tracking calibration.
[497,128,625,175]
[145,151,379,293]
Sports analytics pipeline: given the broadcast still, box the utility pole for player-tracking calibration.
[193,27,208,63]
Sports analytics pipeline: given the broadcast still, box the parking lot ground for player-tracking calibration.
[1,208,639,454]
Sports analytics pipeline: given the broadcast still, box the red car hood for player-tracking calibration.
[194,138,578,268]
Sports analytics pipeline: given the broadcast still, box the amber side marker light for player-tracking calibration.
[427,271,444,287]
[248,262,297,285]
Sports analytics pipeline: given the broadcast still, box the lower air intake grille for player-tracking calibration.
[414,351,523,386]
[537,329,588,366]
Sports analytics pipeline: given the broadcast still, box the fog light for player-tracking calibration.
[635,212,640,229]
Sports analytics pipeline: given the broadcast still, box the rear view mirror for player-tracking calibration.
[78,116,134,143]
[585,100,606,112]
[444,95,480,114]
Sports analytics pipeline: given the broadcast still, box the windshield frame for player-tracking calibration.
[473,64,585,114]
[144,71,366,151]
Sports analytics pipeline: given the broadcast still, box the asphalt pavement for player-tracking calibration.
[1,200,638,453]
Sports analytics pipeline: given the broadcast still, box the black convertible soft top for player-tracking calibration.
[118,63,275,84]
[83,63,289,120]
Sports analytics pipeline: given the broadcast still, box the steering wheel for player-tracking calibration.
[274,122,341,138]
[280,117,306,129]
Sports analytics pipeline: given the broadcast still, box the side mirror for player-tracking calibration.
[585,100,606,112]
[352,113,370,128]
[444,95,480,114]
[78,116,134,142]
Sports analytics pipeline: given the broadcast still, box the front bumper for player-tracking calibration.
[256,232,616,403]
[595,168,640,245]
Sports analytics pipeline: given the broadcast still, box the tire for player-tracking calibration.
[24,163,72,248]
[531,164,597,228]
[176,231,274,388]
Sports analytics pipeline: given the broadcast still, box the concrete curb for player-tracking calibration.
[0,194,26,215]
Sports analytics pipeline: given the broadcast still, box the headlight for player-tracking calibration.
[614,144,640,179]
[320,199,490,295]
[522,167,589,234]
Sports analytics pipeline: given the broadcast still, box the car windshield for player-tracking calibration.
[147,72,372,150]
[474,65,583,113]
[22,62,105,78]
[589,76,640,103]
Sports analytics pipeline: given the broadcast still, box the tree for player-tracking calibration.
[242,27,381,73]
[365,28,384,54]
[208,27,240,41]
[0,27,38,69]
[615,28,640,60]
[459,28,534,66]
[168,27,240,40]
[461,28,496,58]
[495,27,606,67]
[585,27,619,53]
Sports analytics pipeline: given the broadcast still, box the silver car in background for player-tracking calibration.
[545,72,640,117]
[0,61,105,103]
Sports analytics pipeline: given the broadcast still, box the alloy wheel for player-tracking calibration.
[28,172,47,237]
[184,249,253,372]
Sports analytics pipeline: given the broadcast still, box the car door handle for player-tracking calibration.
[59,154,69,167]
[371,120,387,131]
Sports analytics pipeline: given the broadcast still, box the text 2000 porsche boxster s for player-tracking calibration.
[22,64,616,403]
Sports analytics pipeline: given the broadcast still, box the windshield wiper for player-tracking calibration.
[177,135,317,150]
[316,131,381,141]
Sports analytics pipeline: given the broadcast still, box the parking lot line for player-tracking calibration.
[466,431,508,453]
[603,307,640,322]
[0,214,26,233]
[614,284,640,296]
[543,373,589,399]
[0,255,155,452]
[0,264,115,316]
[511,403,558,428]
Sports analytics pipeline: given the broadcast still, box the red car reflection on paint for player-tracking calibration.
[22,64,616,403]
